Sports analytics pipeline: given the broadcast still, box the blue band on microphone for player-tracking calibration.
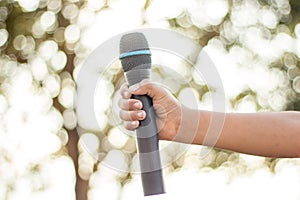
[119,50,151,59]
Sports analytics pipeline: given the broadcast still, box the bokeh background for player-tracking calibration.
[1,0,300,199]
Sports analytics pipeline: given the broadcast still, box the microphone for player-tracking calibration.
[119,32,165,196]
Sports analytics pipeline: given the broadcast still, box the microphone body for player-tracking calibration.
[119,32,165,196]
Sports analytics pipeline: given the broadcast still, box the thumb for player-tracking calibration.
[128,80,163,99]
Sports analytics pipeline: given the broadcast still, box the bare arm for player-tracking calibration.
[119,81,300,158]
[187,109,300,158]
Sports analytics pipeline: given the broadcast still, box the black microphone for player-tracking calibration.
[119,32,165,196]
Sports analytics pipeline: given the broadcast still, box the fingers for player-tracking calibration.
[128,79,162,99]
[120,80,164,102]
[119,83,131,99]
[118,98,142,110]
[119,83,146,130]
[119,110,146,130]
[119,110,146,121]
[119,81,167,131]
[123,121,139,130]
[128,79,151,94]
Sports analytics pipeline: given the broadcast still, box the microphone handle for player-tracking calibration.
[132,94,165,196]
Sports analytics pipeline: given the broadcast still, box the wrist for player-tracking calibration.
[173,105,201,144]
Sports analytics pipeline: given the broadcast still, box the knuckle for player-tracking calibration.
[120,83,128,90]
[120,86,130,99]
[119,110,136,121]
[124,121,136,130]
[119,110,126,120]
[124,122,131,130]
[130,111,136,120]
[118,99,128,110]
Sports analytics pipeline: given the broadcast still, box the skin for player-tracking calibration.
[118,80,300,158]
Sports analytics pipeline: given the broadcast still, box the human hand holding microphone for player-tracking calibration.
[118,80,182,141]
[118,30,300,163]
[119,32,183,196]
[118,31,300,198]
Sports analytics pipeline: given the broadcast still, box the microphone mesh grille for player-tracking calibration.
[119,32,151,72]
[120,32,149,54]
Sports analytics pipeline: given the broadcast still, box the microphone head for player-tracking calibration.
[119,32,151,72]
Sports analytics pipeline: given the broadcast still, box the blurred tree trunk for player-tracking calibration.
[53,54,88,200]
[64,56,88,200]
[67,129,88,200]
[3,2,89,199]
[56,14,88,200]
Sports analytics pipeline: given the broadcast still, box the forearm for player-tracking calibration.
[219,111,300,158]
[179,107,300,158]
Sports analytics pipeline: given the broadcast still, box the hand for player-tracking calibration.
[118,80,182,141]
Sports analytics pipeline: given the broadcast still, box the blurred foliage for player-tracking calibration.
[0,0,300,200]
